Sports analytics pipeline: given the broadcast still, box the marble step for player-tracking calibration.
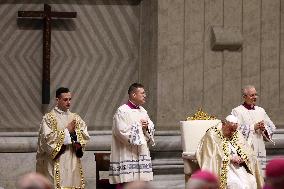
[152,158,184,175]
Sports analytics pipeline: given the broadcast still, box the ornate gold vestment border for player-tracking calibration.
[211,127,250,189]
[73,113,86,148]
[46,112,65,159]
[47,111,85,189]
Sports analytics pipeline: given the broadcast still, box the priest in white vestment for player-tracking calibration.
[109,83,155,185]
[231,85,276,172]
[36,87,90,189]
[196,115,263,189]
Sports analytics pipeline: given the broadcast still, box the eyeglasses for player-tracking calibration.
[245,93,258,97]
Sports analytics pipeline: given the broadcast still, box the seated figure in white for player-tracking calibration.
[196,115,263,189]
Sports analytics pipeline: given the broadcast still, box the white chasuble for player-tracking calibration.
[232,105,276,172]
[109,104,155,184]
[36,107,90,189]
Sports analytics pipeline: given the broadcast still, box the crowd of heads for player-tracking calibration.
[264,157,284,189]
[187,170,219,189]
[16,172,52,189]
[123,181,151,189]
[186,156,284,189]
[14,158,284,189]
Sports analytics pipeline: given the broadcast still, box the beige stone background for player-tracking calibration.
[0,0,145,132]
[1,0,284,132]
[1,0,284,188]
[156,0,284,129]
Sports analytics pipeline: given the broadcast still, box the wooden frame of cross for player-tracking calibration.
[18,4,76,105]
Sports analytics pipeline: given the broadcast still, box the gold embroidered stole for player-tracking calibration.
[46,111,85,189]
[211,127,250,189]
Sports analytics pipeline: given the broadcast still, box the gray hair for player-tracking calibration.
[242,85,255,96]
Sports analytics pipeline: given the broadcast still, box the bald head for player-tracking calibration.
[123,181,151,189]
[16,172,52,189]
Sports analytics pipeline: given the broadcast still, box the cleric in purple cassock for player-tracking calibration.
[109,83,155,185]
[231,85,276,174]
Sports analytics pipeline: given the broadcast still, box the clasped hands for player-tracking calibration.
[140,119,149,129]
[66,120,76,133]
[231,155,244,166]
[254,120,265,131]
[66,119,83,158]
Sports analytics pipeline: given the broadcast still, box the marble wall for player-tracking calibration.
[155,0,284,129]
[0,0,143,132]
[1,0,283,131]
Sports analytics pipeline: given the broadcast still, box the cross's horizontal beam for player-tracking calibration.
[51,12,77,18]
[18,11,44,18]
[18,11,76,18]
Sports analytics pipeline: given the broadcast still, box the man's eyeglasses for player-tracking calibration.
[245,93,258,97]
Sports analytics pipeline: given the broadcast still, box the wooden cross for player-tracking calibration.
[18,4,76,105]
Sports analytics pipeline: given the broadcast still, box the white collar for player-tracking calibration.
[54,106,69,114]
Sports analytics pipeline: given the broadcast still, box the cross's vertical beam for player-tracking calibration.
[42,4,51,105]
[18,4,76,110]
